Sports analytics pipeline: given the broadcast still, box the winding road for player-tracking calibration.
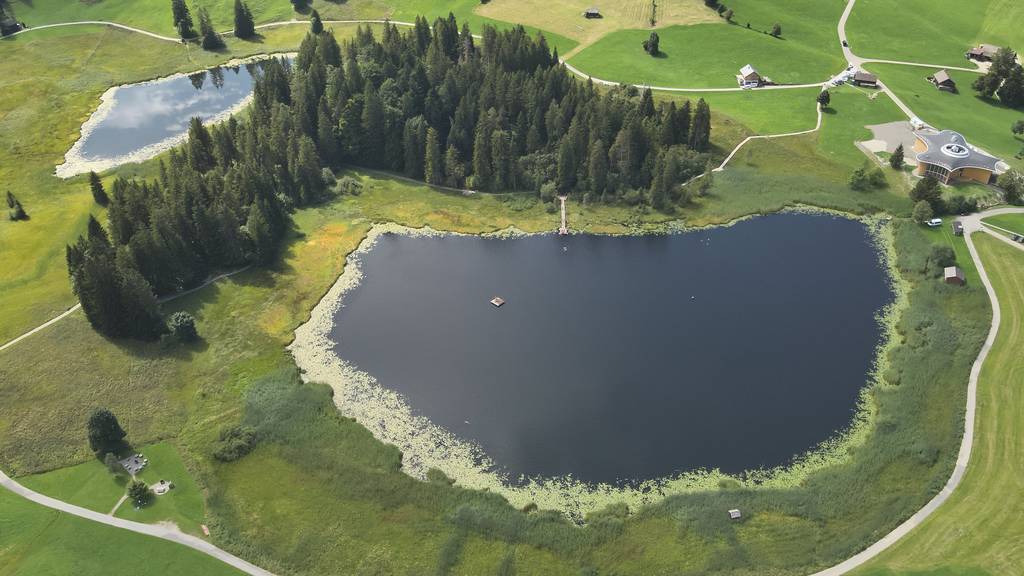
[2,3,1022,576]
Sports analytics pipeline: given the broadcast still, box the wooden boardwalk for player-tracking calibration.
[558,196,569,235]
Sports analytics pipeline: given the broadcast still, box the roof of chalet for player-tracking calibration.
[933,70,955,85]
[739,64,760,79]
[854,71,877,83]
[915,130,1001,173]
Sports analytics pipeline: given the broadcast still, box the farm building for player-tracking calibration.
[966,44,1001,61]
[737,65,762,88]
[852,71,878,87]
[944,266,966,286]
[583,7,601,18]
[929,70,957,92]
[912,130,1001,185]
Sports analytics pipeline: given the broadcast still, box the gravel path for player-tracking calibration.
[807,207,1024,576]
[0,469,274,576]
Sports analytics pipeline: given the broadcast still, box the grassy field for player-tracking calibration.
[568,0,845,87]
[866,64,1024,170]
[7,0,579,53]
[19,442,207,533]
[855,232,1024,576]
[0,489,241,576]
[982,213,1024,235]
[476,0,721,56]
[0,11,1009,576]
[846,0,1024,67]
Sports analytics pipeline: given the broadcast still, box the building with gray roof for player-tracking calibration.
[912,130,1001,185]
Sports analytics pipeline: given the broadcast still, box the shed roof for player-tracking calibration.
[584,7,600,14]
[915,130,1001,173]
[944,266,965,280]
[980,44,1001,56]
[933,70,955,86]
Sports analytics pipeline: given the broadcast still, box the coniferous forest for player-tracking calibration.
[67,16,713,339]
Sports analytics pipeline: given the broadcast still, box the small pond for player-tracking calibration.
[330,213,893,485]
[59,60,273,176]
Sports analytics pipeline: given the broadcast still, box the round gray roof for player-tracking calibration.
[915,130,1000,172]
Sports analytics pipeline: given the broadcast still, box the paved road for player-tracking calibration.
[807,207,1024,576]
[0,469,275,576]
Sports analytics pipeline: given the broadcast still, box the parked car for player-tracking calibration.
[927,218,943,227]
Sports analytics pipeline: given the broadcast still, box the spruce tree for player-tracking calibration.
[233,0,256,40]
[689,98,712,152]
[588,140,608,195]
[198,6,225,50]
[444,145,465,188]
[89,172,109,205]
[310,9,323,34]
[817,89,831,108]
[890,144,905,170]
[171,0,196,39]
[424,127,443,186]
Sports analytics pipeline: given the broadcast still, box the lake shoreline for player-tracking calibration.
[289,212,902,519]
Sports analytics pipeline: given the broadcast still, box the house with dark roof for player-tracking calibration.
[852,71,878,87]
[913,130,1001,185]
[966,44,1001,61]
[930,70,957,92]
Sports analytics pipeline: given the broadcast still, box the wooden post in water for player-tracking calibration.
[558,196,568,235]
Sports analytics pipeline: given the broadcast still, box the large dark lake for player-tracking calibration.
[331,214,893,484]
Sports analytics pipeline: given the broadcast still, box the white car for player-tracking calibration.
[927,218,943,227]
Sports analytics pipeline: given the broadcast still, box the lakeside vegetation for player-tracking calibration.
[856,232,1024,576]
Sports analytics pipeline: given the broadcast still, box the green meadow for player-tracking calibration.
[866,64,1024,169]
[1,1,1022,574]
[846,0,1024,66]
[982,213,1024,235]
[0,489,242,576]
[568,0,846,87]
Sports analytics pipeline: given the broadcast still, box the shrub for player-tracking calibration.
[427,468,456,485]
[128,480,152,506]
[168,311,198,342]
[912,200,934,223]
[321,167,336,187]
[212,425,258,462]
[338,176,363,196]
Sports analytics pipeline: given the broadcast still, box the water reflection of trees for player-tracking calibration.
[188,71,206,90]
[209,66,225,89]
